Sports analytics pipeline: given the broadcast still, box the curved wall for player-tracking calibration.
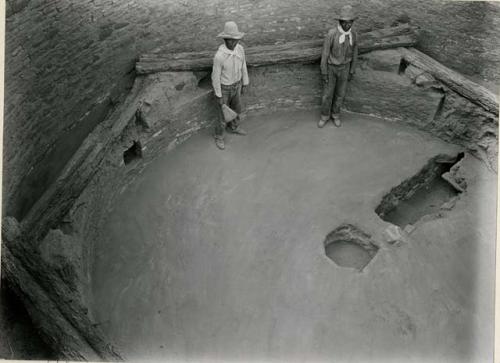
[3,0,499,217]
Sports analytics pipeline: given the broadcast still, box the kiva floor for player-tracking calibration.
[91,109,496,362]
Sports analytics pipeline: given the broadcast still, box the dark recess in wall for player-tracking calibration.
[123,140,143,165]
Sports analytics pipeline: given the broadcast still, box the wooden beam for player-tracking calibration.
[1,245,99,361]
[0,80,150,362]
[400,47,498,115]
[1,222,123,361]
[136,25,419,74]
[20,78,149,242]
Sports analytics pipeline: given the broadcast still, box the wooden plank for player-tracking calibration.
[136,26,419,74]
[400,47,498,115]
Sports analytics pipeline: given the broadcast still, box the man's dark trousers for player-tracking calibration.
[215,81,242,139]
[320,63,350,120]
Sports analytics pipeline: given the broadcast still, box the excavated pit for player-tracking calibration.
[2,43,497,361]
[324,224,379,271]
[7,103,494,362]
[375,152,465,228]
[84,92,498,362]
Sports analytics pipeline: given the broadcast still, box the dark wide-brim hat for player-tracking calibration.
[336,5,357,21]
[217,21,245,39]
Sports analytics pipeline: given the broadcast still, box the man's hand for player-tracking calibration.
[348,73,354,82]
[241,85,248,95]
[322,75,328,85]
[216,96,224,106]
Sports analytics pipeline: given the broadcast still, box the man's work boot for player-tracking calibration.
[228,126,247,135]
[215,137,225,150]
[332,115,342,127]
[318,117,328,128]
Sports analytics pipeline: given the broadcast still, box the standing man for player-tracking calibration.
[319,5,358,128]
[212,21,249,150]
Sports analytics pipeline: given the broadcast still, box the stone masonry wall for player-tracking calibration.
[4,0,499,218]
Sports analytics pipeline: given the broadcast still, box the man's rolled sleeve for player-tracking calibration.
[211,55,223,98]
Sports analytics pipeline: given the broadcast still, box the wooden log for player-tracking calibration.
[2,218,123,361]
[2,79,142,360]
[400,47,498,115]
[1,245,99,361]
[136,25,419,74]
[21,77,149,242]
[139,23,417,60]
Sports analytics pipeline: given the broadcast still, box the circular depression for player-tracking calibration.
[91,109,480,361]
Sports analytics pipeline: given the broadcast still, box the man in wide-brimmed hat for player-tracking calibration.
[211,21,249,150]
[318,5,358,128]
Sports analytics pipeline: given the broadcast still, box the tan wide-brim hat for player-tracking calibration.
[217,21,245,39]
[336,5,358,21]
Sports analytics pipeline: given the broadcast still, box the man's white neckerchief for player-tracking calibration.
[337,24,352,46]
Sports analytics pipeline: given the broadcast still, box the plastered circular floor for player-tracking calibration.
[91,110,495,362]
